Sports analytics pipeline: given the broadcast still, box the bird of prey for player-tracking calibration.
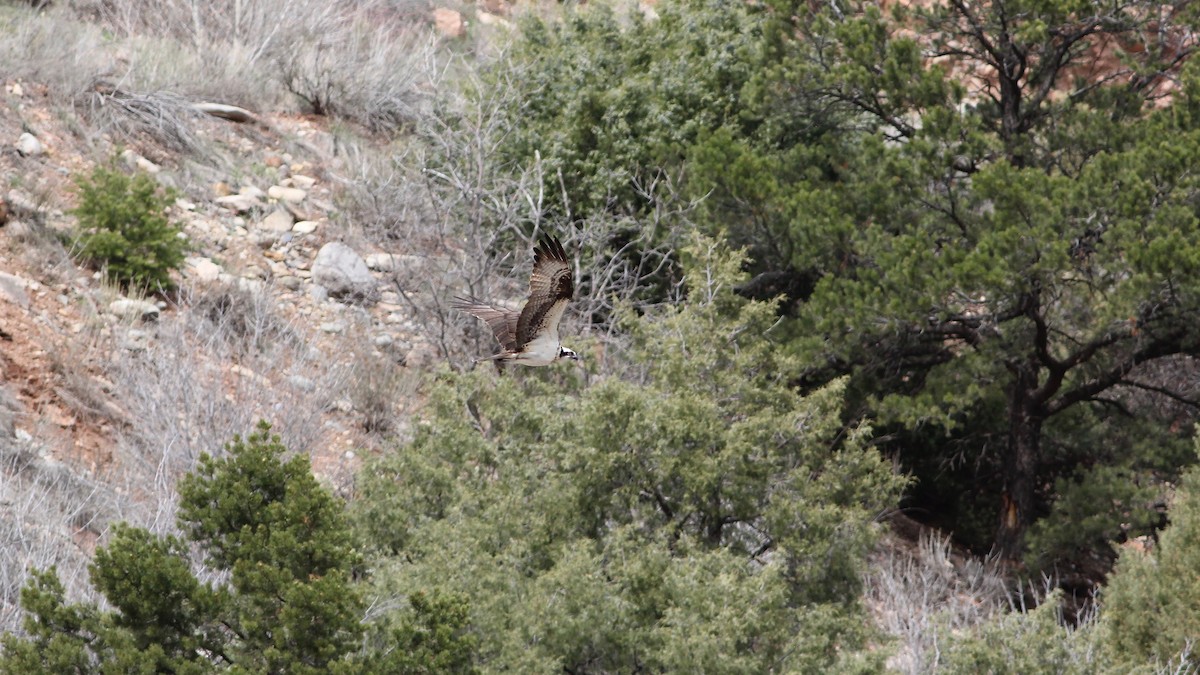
[453,235,578,366]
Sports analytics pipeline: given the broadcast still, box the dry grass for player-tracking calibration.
[0,0,442,164]
[865,531,1011,673]
[0,437,118,634]
[103,281,333,533]
[342,333,416,436]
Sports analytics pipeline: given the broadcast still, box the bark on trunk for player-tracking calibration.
[995,365,1044,558]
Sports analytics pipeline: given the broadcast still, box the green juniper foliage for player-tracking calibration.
[0,423,475,674]
[505,0,1200,565]
[355,237,904,672]
[744,0,1200,559]
[1101,441,1200,671]
[72,161,186,290]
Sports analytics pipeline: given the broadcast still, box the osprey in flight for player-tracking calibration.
[453,236,578,366]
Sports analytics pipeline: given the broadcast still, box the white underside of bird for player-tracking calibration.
[495,331,560,366]
[454,235,577,368]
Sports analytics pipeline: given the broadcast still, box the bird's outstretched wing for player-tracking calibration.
[451,296,520,352]
[516,236,574,348]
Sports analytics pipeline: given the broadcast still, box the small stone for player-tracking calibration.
[277,275,303,290]
[288,174,317,190]
[259,208,294,233]
[433,7,466,37]
[321,321,346,334]
[16,133,44,157]
[185,257,222,282]
[292,220,318,234]
[0,272,30,308]
[289,374,316,392]
[122,329,151,351]
[215,194,261,213]
[6,220,31,240]
[239,185,267,200]
[268,185,307,203]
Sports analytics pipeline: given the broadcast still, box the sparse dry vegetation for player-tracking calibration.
[2,0,1199,670]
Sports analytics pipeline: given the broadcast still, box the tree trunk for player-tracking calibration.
[995,363,1044,558]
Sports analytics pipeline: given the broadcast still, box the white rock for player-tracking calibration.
[476,10,512,28]
[16,133,44,157]
[215,194,261,213]
[185,257,223,283]
[364,253,398,271]
[288,174,317,190]
[122,329,151,351]
[0,272,30,308]
[268,185,307,203]
[259,208,294,233]
[239,185,267,200]
[109,298,160,322]
[292,220,318,234]
[289,375,316,392]
[311,242,377,302]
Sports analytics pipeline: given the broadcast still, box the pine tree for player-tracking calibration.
[0,423,476,673]
[751,0,1200,558]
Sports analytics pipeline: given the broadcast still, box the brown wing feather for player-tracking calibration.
[516,236,574,348]
[451,296,520,352]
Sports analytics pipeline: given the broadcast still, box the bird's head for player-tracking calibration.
[559,346,579,361]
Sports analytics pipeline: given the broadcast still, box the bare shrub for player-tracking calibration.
[0,7,113,99]
[865,531,1011,673]
[0,440,118,634]
[268,5,439,133]
[186,282,301,357]
[55,0,439,130]
[81,79,208,154]
[104,281,331,533]
[334,57,690,372]
[341,329,416,436]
